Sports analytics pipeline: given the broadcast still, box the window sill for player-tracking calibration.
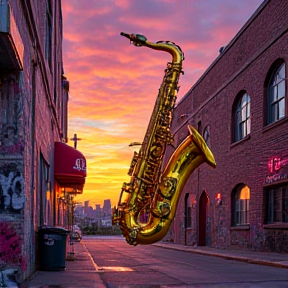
[230,225,250,230]
[263,223,288,229]
[230,134,251,149]
[263,116,288,133]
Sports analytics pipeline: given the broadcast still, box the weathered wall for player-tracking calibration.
[0,0,65,283]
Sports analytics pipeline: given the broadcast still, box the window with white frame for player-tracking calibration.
[233,92,251,142]
[266,62,286,125]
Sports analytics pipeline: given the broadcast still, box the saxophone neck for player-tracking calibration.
[120,32,184,63]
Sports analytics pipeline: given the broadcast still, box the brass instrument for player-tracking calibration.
[112,32,216,245]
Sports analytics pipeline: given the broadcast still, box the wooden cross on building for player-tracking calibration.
[70,133,81,149]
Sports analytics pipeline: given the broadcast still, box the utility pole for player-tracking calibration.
[70,133,81,149]
[68,133,82,260]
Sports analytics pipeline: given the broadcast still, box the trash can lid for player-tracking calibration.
[39,226,70,234]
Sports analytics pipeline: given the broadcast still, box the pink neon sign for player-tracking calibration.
[267,155,288,173]
[265,154,288,184]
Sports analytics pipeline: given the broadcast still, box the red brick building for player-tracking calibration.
[0,0,86,283]
[165,0,288,252]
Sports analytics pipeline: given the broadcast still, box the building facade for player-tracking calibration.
[0,0,86,284]
[165,0,288,252]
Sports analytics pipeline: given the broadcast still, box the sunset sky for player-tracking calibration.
[61,0,263,208]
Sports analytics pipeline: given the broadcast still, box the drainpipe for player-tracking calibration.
[29,45,37,269]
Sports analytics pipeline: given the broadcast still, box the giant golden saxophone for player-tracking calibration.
[112,32,216,245]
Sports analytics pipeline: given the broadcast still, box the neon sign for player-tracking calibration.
[265,154,288,184]
[267,156,288,173]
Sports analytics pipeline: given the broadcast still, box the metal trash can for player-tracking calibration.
[38,226,70,271]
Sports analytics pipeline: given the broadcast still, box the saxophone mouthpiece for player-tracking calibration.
[120,32,130,39]
[120,32,147,46]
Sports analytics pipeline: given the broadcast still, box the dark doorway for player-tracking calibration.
[184,194,192,245]
[198,191,208,246]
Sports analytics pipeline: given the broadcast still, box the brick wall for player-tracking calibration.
[166,0,288,252]
[0,0,65,282]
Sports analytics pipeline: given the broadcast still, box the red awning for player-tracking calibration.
[54,142,87,193]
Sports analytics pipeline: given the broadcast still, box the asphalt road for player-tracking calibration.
[83,236,288,288]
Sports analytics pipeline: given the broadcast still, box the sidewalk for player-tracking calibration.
[25,241,106,288]
[24,238,288,288]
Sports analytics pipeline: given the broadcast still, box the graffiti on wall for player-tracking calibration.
[0,164,25,212]
[0,139,24,155]
[0,76,23,149]
[0,222,27,271]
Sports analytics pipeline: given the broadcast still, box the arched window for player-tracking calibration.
[231,184,250,226]
[203,125,211,148]
[233,92,251,142]
[266,62,286,125]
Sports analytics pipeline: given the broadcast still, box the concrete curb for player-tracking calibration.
[154,243,288,269]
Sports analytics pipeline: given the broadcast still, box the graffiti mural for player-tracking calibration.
[0,222,27,271]
[0,139,24,155]
[0,76,23,152]
[0,164,25,212]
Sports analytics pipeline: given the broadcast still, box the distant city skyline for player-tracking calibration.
[75,199,112,228]
[77,198,112,209]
